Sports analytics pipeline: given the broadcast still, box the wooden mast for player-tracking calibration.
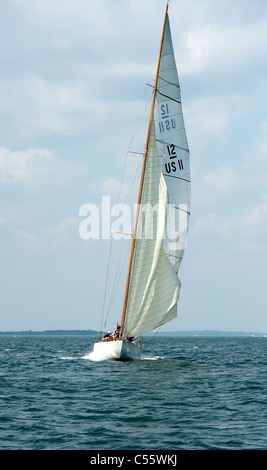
[119,3,169,339]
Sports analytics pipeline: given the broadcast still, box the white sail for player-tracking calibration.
[123,117,180,338]
[154,13,191,273]
[122,12,190,338]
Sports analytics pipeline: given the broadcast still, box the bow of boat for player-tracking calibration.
[93,339,141,361]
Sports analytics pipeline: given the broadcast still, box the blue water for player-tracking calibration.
[0,335,266,450]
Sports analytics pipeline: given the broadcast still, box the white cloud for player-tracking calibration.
[181,27,213,75]
[16,229,37,251]
[15,217,81,251]
[129,0,155,14]
[42,217,81,249]
[0,146,87,193]
[0,147,53,183]
[204,164,235,191]
[185,96,229,151]
[89,176,137,202]
[255,121,267,161]
[11,0,111,33]
[180,12,267,77]
[221,200,267,239]
[0,75,107,138]
[192,199,267,244]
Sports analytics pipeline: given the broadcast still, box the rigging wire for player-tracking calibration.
[100,87,151,333]
[102,152,144,329]
[100,40,162,334]
[142,326,163,349]
[99,138,129,333]
[103,241,131,331]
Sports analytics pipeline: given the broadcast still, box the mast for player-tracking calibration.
[119,3,169,339]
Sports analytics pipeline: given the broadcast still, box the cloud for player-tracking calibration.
[15,217,81,252]
[16,229,36,251]
[179,5,267,80]
[221,200,267,239]
[0,75,107,141]
[0,216,7,229]
[89,175,140,203]
[181,27,213,75]
[0,146,53,184]
[185,96,229,152]
[204,164,235,191]
[42,217,81,249]
[0,146,87,194]
[192,198,267,245]
[255,121,267,161]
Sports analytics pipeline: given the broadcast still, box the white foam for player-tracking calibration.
[59,356,75,360]
[83,351,163,362]
[82,351,107,361]
[141,355,164,361]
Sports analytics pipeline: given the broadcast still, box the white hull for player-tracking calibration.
[93,339,141,361]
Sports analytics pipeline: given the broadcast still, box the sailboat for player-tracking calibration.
[93,2,190,360]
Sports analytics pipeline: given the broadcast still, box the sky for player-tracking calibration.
[0,0,267,333]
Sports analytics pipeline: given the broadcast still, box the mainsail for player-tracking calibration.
[123,116,180,338]
[120,5,190,339]
[154,13,190,274]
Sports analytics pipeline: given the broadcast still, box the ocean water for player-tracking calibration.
[0,335,266,450]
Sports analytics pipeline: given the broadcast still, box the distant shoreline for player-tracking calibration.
[0,329,265,337]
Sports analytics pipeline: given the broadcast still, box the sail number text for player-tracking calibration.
[165,144,183,174]
[158,103,176,133]
[158,104,183,175]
